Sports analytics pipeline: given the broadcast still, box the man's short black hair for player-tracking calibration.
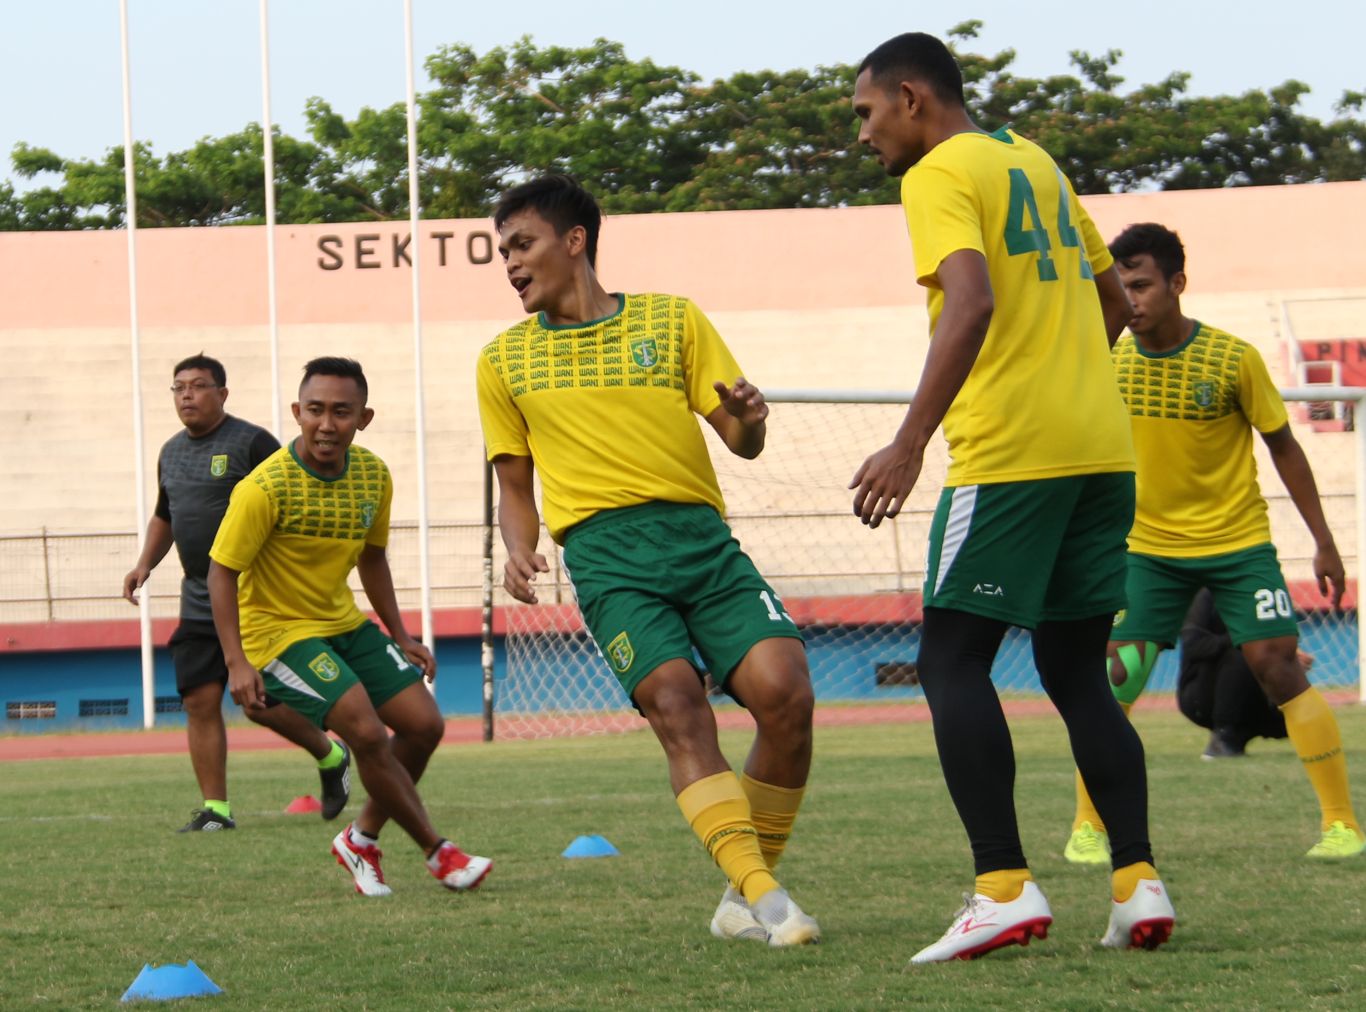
[858,32,965,106]
[493,173,602,269]
[172,352,226,388]
[300,356,368,403]
[1109,223,1187,279]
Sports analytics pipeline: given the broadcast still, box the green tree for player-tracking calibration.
[4,29,1363,229]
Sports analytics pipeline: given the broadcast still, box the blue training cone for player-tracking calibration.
[561,834,619,858]
[121,960,223,1002]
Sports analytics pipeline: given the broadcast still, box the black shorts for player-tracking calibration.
[168,620,228,697]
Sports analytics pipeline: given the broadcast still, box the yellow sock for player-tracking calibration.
[739,774,805,870]
[1073,770,1105,834]
[1072,701,1132,834]
[676,771,779,904]
[1280,687,1360,832]
[1112,861,1158,902]
[975,868,1031,902]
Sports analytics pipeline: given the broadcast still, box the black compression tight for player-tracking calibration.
[917,607,1154,874]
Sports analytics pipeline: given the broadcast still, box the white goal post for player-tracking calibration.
[483,387,1366,739]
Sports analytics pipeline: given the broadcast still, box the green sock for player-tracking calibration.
[317,739,345,770]
[203,799,231,818]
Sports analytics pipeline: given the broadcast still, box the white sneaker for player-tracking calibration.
[910,882,1052,964]
[1101,878,1175,949]
[331,826,392,897]
[751,887,821,947]
[428,840,493,892]
[709,885,769,942]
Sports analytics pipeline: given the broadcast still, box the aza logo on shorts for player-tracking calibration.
[630,337,659,370]
[606,632,635,673]
[309,652,342,682]
[360,501,376,528]
[210,454,228,478]
[1191,381,1216,409]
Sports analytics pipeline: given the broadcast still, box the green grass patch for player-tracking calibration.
[1,705,1363,1009]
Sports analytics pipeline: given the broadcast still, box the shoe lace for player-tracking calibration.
[948,893,983,929]
[1074,827,1102,852]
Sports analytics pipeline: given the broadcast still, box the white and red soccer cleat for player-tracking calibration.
[910,882,1052,964]
[331,825,392,897]
[1101,878,1175,950]
[428,840,493,892]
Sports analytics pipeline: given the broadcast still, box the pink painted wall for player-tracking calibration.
[6,181,1364,332]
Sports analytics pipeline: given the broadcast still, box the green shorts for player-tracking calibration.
[1113,544,1299,646]
[261,621,424,727]
[562,501,805,701]
[924,471,1134,628]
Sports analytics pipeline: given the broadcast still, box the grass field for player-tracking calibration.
[3,704,1364,1010]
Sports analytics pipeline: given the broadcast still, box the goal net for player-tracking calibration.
[491,391,1363,739]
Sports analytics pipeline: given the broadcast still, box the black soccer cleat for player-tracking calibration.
[1201,728,1247,760]
[178,807,236,832]
[319,740,352,821]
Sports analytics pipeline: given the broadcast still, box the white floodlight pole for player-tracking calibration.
[119,0,154,729]
[1357,394,1366,702]
[259,0,282,438]
[403,0,435,653]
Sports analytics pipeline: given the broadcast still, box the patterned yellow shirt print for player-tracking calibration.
[1113,327,1244,422]
[1112,322,1289,557]
[252,446,388,541]
[487,293,688,397]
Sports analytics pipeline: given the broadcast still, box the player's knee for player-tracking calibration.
[341,717,391,759]
[1108,641,1160,706]
[181,683,223,719]
[1242,637,1307,704]
[408,711,446,754]
[750,683,814,743]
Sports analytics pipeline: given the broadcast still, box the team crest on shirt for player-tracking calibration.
[1191,381,1216,408]
[309,653,341,682]
[606,632,635,673]
[210,454,228,478]
[1112,609,1127,628]
[360,502,376,528]
[630,337,659,370]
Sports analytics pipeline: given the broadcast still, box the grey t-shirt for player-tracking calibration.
[154,415,279,620]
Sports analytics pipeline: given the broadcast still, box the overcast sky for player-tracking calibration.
[3,1,1363,192]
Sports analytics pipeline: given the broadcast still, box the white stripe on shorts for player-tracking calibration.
[263,658,327,701]
[933,485,978,596]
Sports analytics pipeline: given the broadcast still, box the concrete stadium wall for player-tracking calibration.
[4,181,1366,538]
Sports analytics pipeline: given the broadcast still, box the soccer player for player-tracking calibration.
[123,353,349,832]
[1065,223,1363,861]
[1176,589,1294,759]
[207,357,491,895]
[849,33,1175,962]
[478,174,819,946]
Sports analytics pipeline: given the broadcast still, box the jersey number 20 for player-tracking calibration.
[1004,168,1095,283]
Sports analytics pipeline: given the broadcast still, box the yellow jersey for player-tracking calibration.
[477,293,740,542]
[902,127,1134,485]
[1113,323,1288,557]
[208,442,392,666]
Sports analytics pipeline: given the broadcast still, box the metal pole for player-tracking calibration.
[1356,395,1366,702]
[119,0,155,729]
[402,0,434,657]
[482,456,495,742]
[259,0,282,438]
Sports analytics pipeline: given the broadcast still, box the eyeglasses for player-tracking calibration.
[170,382,219,395]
